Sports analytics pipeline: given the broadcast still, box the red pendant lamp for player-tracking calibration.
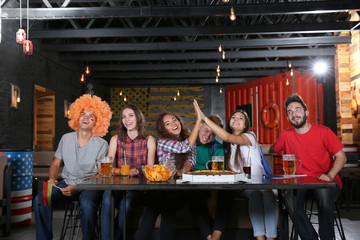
[23,0,33,55]
[16,0,26,44]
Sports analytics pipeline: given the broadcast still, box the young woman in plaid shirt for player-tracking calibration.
[101,104,156,240]
[138,103,202,240]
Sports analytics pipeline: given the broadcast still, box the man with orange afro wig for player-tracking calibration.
[34,94,112,240]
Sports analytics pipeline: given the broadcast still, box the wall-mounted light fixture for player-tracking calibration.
[11,83,20,109]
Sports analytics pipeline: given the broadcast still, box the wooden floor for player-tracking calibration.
[2,207,360,240]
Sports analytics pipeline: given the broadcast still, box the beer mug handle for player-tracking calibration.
[296,159,302,173]
[95,159,103,176]
[206,161,212,170]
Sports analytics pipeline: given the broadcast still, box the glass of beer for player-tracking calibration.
[282,154,302,175]
[207,156,225,170]
[97,156,113,177]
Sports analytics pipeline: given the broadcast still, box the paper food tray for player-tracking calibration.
[181,173,251,183]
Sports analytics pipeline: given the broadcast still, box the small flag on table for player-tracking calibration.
[37,180,53,206]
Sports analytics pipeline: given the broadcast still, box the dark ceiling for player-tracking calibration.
[2,0,360,85]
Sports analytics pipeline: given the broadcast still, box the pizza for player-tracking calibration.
[188,170,238,175]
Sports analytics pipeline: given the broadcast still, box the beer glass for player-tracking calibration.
[206,156,225,170]
[96,156,113,177]
[282,154,302,175]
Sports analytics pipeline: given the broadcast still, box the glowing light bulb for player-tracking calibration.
[124,96,127,102]
[218,45,222,52]
[230,7,236,21]
[217,65,220,73]
[119,90,123,96]
[222,51,225,60]
[290,69,294,76]
[286,78,289,86]
[216,76,219,83]
[220,88,223,94]
[177,90,180,96]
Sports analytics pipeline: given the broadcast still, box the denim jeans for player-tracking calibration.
[189,190,232,239]
[33,180,103,240]
[137,191,183,240]
[101,190,144,240]
[284,184,341,240]
[244,189,278,238]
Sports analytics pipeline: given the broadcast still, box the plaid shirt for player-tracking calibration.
[157,138,196,170]
[116,135,150,171]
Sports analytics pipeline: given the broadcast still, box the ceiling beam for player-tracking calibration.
[31,22,360,39]
[41,36,351,52]
[92,69,286,79]
[59,48,336,61]
[2,1,359,19]
[101,78,252,85]
[90,60,313,71]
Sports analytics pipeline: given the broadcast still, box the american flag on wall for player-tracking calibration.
[110,87,205,136]
[1,151,33,226]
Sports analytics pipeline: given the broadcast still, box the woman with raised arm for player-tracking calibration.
[101,104,156,240]
[138,104,201,240]
[194,100,278,240]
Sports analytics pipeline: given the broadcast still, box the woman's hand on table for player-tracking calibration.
[129,168,140,177]
[317,173,332,182]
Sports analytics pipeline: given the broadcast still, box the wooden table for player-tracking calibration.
[76,174,336,240]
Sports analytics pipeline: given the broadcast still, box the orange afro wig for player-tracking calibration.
[68,94,112,137]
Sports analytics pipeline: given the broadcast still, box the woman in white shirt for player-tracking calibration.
[194,100,278,240]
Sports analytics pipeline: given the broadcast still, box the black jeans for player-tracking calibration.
[284,184,341,240]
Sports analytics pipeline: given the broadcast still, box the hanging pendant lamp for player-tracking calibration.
[23,0,33,55]
[16,0,26,44]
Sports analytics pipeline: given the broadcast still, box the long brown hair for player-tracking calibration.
[156,112,191,170]
[224,110,251,171]
[117,104,147,142]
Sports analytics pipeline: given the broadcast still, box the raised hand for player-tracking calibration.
[193,99,205,120]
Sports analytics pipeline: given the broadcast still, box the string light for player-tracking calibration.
[174,96,177,101]
[222,51,226,60]
[216,76,219,83]
[218,45,222,52]
[119,90,123,96]
[217,71,220,77]
[290,68,294,76]
[124,96,127,102]
[222,0,229,3]
[288,61,292,68]
[177,89,180,96]
[80,74,86,83]
[230,7,236,21]
[286,78,289,86]
[217,65,220,73]
[220,87,223,94]
[85,66,91,76]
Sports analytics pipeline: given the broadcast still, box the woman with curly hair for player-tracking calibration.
[34,94,112,240]
[138,104,201,240]
[101,104,156,240]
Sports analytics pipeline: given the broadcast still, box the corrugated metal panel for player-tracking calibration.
[225,70,323,144]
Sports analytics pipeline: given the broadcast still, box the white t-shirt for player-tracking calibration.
[228,132,265,176]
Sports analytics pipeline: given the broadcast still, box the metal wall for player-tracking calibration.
[225,70,323,144]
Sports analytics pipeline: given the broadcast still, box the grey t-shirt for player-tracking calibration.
[55,131,108,185]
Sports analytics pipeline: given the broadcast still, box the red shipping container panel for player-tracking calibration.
[225,70,323,144]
